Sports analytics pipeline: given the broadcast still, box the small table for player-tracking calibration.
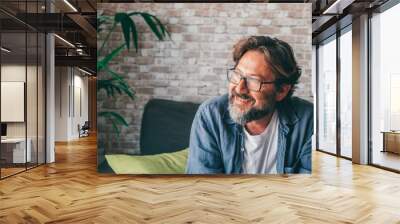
[1,138,31,163]
[381,131,400,154]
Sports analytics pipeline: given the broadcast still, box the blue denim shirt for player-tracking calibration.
[186,94,313,174]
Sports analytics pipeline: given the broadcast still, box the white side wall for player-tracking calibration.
[54,67,89,141]
[73,73,89,137]
[55,67,69,141]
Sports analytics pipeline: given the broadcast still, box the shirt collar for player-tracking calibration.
[276,98,299,126]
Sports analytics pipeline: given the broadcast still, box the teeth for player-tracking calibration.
[236,96,250,103]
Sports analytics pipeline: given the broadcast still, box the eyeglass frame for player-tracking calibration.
[226,68,284,92]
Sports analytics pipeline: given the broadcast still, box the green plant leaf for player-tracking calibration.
[98,111,129,135]
[107,69,123,80]
[97,68,135,100]
[98,22,116,55]
[98,11,172,140]
[131,20,138,52]
[115,13,139,51]
[97,15,112,32]
[141,12,171,39]
[97,43,126,72]
[140,13,164,40]
[115,13,132,50]
[106,69,135,99]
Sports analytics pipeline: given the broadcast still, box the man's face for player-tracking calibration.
[228,50,279,125]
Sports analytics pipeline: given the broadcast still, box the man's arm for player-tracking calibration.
[297,135,311,173]
[297,107,313,174]
[186,105,224,174]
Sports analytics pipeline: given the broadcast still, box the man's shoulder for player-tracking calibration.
[198,94,229,115]
[286,96,313,120]
[290,96,313,110]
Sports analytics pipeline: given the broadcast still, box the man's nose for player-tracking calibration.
[236,78,249,94]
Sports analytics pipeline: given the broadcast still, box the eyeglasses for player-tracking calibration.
[226,68,279,92]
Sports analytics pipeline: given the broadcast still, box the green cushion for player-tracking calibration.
[105,149,188,174]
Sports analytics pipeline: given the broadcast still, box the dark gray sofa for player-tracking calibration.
[98,98,200,173]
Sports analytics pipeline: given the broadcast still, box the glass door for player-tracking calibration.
[317,35,337,155]
[1,30,28,178]
[339,26,352,159]
[370,2,400,171]
[0,0,47,179]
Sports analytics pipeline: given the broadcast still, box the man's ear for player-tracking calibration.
[275,84,291,102]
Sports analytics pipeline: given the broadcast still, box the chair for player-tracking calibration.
[79,121,90,138]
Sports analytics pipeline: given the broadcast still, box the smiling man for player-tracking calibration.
[186,36,313,174]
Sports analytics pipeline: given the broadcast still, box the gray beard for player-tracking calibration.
[228,92,276,125]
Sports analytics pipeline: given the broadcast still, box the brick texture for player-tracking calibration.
[98,3,312,154]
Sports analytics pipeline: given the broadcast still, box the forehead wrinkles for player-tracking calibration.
[237,50,270,77]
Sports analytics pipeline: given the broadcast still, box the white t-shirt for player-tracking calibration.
[241,111,279,174]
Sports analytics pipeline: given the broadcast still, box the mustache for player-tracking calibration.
[231,90,255,102]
